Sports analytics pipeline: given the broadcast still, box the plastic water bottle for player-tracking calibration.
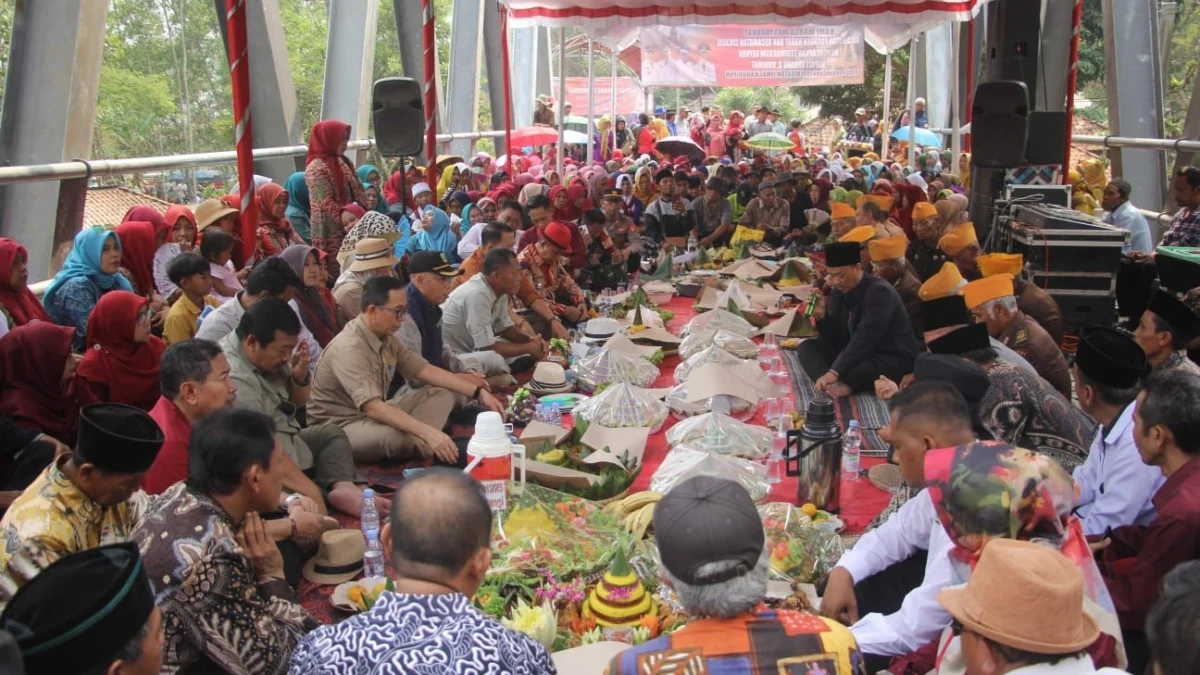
[549,403,563,427]
[360,488,379,537]
[363,529,385,578]
[687,233,698,252]
[843,420,862,481]
[768,418,787,485]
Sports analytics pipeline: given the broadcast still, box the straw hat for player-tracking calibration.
[194,198,238,230]
[527,361,573,395]
[938,539,1099,654]
[346,238,400,273]
[302,529,366,585]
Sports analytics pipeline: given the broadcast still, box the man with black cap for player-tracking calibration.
[606,476,865,674]
[0,403,164,607]
[687,176,733,247]
[1134,288,1200,376]
[799,241,920,397]
[1071,327,1165,536]
[642,168,693,246]
[738,180,790,244]
[0,543,163,675]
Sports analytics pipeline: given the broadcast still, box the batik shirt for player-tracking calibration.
[0,458,151,608]
[1153,349,1200,376]
[516,241,585,315]
[605,606,866,675]
[288,592,556,674]
[133,483,314,675]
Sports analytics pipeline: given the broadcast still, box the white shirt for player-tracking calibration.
[1072,402,1165,536]
[838,489,957,656]
[1102,201,1153,254]
[457,221,486,260]
[194,293,320,377]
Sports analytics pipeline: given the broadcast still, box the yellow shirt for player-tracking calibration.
[0,458,150,608]
[163,293,220,345]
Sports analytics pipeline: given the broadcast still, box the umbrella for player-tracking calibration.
[562,130,590,145]
[745,132,795,151]
[563,115,589,132]
[890,127,942,148]
[510,127,561,147]
[655,136,706,161]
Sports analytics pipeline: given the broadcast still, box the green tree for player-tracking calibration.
[797,46,910,122]
[713,87,805,126]
[92,63,177,158]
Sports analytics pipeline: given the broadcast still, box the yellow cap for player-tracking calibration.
[864,152,880,162]
[919,262,966,301]
[868,234,909,262]
[912,202,938,221]
[830,202,856,220]
[847,157,863,169]
[840,225,876,244]
[863,194,894,212]
[962,273,1015,309]
[938,222,978,256]
[977,253,1024,278]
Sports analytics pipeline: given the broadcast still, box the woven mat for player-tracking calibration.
[783,350,891,457]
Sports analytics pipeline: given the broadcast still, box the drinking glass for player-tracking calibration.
[763,397,783,423]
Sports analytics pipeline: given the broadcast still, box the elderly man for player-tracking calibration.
[601,189,640,262]
[917,262,966,301]
[938,221,981,281]
[963,273,1072,397]
[1134,288,1200,375]
[829,202,857,241]
[579,208,626,292]
[133,409,317,674]
[642,169,693,246]
[913,97,928,128]
[799,241,920,396]
[443,248,546,383]
[308,276,503,465]
[1102,178,1153,254]
[451,221,542,341]
[906,201,946,281]
[689,177,733,247]
[846,107,872,146]
[745,106,773,136]
[607,476,865,674]
[516,221,588,332]
[938,539,1126,675]
[856,200,904,239]
[0,404,163,606]
[291,470,555,674]
[740,181,791,245]
[868,234,923,339]
[1072,327,1164,536]
[333,239,400,324]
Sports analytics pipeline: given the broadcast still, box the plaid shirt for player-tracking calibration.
[517,242,584,315]
[1161,206,1200,247]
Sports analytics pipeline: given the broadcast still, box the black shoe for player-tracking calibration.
[448,403,482,427]
[509,355,536,374]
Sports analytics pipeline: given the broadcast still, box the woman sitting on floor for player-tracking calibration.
[0,237,51,338]
[77,290,165,411]
[0,321,98,445]
[43,227,134,351]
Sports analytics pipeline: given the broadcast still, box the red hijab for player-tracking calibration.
[896,183,929,239]
[549,185,576,222]
[122,205,170,244]
[164,205,198,248]
[383,170,405,205]
[0,238,51,326]
[256,182,289,228]
[306,120,355,204]
[77,291,164,411]
[115,221,158,296]
[0,322,96,443]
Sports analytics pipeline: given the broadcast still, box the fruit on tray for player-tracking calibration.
[536,448,568,466]
[604,491,663,539]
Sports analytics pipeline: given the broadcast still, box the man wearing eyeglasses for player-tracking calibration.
[308,276,505,467]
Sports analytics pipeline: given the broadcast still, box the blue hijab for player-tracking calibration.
[357,165,387,212]
[284,172,312,241]
[408,207,459,264]
[43,227,133,304]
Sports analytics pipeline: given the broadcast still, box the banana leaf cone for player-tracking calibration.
[645,251,674,281]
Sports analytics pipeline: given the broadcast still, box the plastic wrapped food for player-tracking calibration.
[666,412,774,459]
[666,383,756,423]
[573,382,669,432]
[571,347,661,392]
[713,330,759,359]
[650,446,770,502]
[674,345,752,385]
[758,502,845,584]
[677,328,717,361]
[681,308,755,339]
[490,484,624,579]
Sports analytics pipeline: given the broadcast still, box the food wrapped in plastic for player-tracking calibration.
[666,412,774,459]
[490,484,624,579]
[573,381,669,432]
[758,502,845,584]
[666,382,756,423]
[649,446,770,502]
[571,347,661,392]
[713,330,759,359]
[677,328,717,361]
[673,344,751,385]
[681,308,755,339]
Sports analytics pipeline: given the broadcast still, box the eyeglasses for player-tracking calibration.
[383,304,406,318]
[135,310,152,325]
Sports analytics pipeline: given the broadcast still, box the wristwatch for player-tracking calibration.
[472,386,483,400]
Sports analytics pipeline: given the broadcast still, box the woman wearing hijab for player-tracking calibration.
[281,245,340,348]
[337,210,400,269]
[808,178,834,214]
[435,164,460,205]
[77,290,164,411]
[614,117,631,155]
[456,196,498,260]
[381,169,405,209]
[614,174,643,224]
[0,321,98,444]
[151,204,198,300]
[706,110,727,158]
[518,182,548,207]
[357,164,382,191]
[958,153,971,189]
[305,119,365,276]
[122,206,171,248]
[935,193,970,230]
[283,171,312,242]
[44,227,133,350]
[549,185,577,222]
[407,206,460,263]
[113,221,158,299]
[255,182,304,257]
[0,238,51,335]
[636,113,656,156]
[359,182,385,215]
[895,182,930,239]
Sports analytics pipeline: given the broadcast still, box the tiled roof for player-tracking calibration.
[83,187,172,228]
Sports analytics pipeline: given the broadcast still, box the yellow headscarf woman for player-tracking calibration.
[1077,158,1106,204]
[958,152,972,189]
[632,166,656,205]
[598,116,612,159]
[651,118,670,141]
[1069,169,1100,215]
[435,164,459,202]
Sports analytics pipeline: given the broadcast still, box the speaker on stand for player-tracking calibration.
[968,80,1030,238]
[372,78,425,223]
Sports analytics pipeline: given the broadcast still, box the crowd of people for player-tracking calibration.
[0,104,1197,675]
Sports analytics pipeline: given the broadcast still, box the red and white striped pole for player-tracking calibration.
[225,0,257,263]
[422,0,438,187]
[499,4,513,166]
[1062,0,1084,183]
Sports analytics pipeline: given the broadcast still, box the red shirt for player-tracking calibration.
[517,226,588,271]
[143,396,193,495]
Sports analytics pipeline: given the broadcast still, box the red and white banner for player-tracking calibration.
[550,77,645,117]
[639,24,864,87]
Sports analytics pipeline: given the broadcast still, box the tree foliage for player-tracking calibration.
[797,45,910,122]
[712,87,805,125]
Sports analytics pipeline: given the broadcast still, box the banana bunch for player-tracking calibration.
[605,491,663,539]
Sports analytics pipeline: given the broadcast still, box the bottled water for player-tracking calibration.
[842,420,861,481]
[363,529,385,578]
[687,233,698,252]
[360,488,379,536]
[549,403,563,427]
[534,403,547,424]
[768,418,788,485]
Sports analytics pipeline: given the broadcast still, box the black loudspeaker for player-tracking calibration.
[1024,111,1067,165]
[970,80,1030,169]
[373,78,424,157]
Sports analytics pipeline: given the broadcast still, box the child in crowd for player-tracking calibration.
[162,252,219,345]
[200,229,242,303]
